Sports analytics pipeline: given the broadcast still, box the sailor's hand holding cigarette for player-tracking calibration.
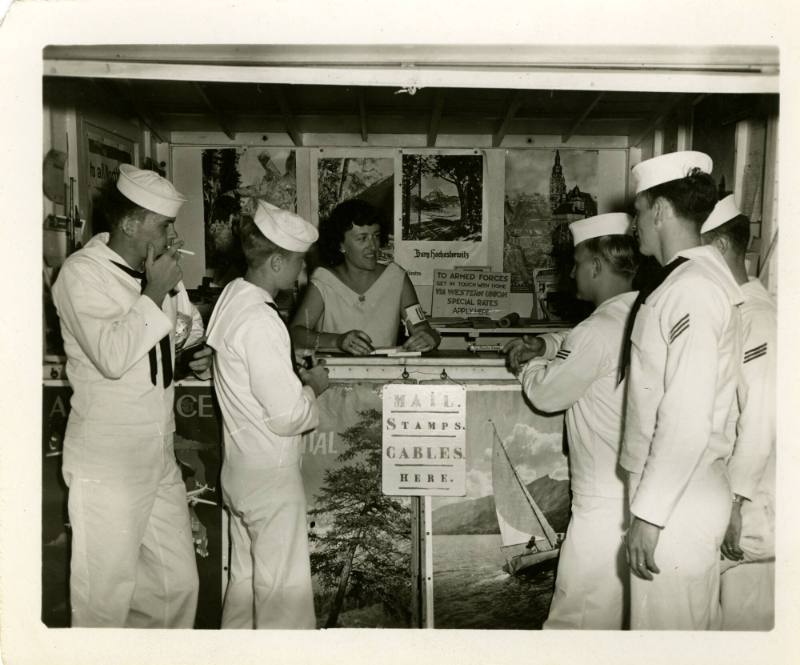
[143,242,183,306]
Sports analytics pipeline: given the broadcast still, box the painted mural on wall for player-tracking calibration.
[316,156,395,264]
[201,148,296,283]
[430,388,569,629]
[504,150,599,318]
[396,152,488,286]
[302,384,413,628]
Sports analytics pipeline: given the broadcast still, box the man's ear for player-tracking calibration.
[652,197,669,228]
[591,255,602,278]
[712,234,729,256]
[268,252,284,273]
[120,215,140,237]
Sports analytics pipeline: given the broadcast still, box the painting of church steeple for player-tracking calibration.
[549,150,567,213]
[504,148,599,312]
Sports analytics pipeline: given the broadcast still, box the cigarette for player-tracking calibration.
[176,248,195,256]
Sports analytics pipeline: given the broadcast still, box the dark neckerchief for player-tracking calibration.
[266,301,302,377]
[618,255,690,385]
[110,260,172,388]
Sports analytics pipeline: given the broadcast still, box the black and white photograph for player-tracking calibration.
[401,153,483,242]
[2,2,796,665]
[316,155,395,263]
[202,147,297,283]
[504,149,598,297]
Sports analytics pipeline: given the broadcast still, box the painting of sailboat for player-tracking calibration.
[491,422,564,575]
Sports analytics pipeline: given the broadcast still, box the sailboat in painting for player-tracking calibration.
[490,423,563,575]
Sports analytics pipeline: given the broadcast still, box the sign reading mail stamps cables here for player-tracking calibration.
[382,384,466,496]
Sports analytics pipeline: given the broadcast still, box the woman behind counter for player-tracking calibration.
[290,199,440,355]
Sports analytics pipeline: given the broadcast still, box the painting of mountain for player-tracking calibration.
[432,475,570,535]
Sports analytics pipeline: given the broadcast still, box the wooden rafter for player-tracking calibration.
[629,94,688,148]
[562,92,605,143]
[427,91,445,147]
[272,85,302,146]
[193,83,236,140]
[492,91,523,147]
[99,79,167,143]
[357,89,368,142]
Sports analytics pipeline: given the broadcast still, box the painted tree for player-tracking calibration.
[426,154,483,234]
[309,409,412,628]
[401,154,483,240]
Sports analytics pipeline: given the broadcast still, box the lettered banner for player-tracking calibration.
[381,384,467,496]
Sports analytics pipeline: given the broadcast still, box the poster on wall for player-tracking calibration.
[395,151,487,286]
[315,154,395,264]
[431,387,569,629]
[84,123,135,233]
[503,150,599,317]
[301,383,414,628]
[201,147,296,283]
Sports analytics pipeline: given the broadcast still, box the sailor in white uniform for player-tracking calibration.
[620,152,744,630]
[700,195,776,630]
[504,213,639,629]
[207,201,328,629]
[52,165,211,627]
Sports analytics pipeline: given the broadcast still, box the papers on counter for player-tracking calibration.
[369,347,422,357]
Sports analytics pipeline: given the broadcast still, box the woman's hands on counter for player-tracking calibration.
[402,328,438,352]
[337,330,374,356]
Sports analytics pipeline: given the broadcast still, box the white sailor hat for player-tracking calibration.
[700,194,742,234]
[569,213,633,246]
[116,164,187,217]
[253,200,318,252]
[631,151,713,195]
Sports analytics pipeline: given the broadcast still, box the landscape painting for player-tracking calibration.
[431,387,569,629]
[201,147,296,284]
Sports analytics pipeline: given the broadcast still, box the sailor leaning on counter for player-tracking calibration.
[700,196,777,630]
[620,151,744,630]
[51,165,213,628]
[503,212,640,630]
[206,201,328,629]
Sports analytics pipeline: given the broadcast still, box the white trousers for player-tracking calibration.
[62,433,198,628]
[720,450,775,630]
[629,462,730,630]
[720,562,774,630]
[544,493,628,630]
[221,462,315,629]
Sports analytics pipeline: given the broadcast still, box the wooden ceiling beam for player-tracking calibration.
[193,83,236,140]
[562,92,605,143]
[492,91,523,147]
[629,93,688,148]
[98,79,168,143]
[357,89,368,142]
[427,90,445,147]
[272,85,302,146]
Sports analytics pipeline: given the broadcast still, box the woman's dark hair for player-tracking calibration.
[92,177,150,233]
[702,214,752,256]
[582,234,641,279]
[640,168,718,228]
[318,199,387,267]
